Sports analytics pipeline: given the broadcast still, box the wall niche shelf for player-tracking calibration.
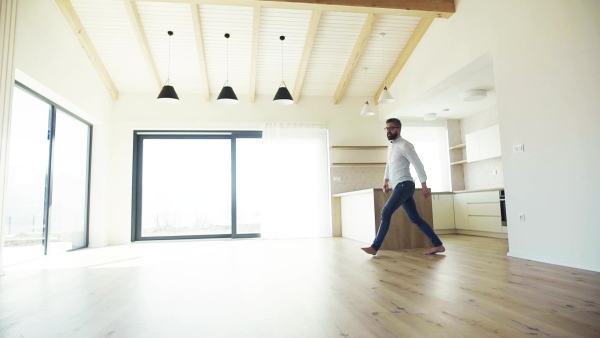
[331,163,386,167]
[330,146,387,150]
[450,160,467,166]
[449,143,466,150]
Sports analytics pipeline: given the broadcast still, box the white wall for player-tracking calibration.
[14,0,113,247]
[108,93,385,244]
[388,0,600,271]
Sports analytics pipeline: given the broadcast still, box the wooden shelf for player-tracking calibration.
[331,163,386,167]
[450,160,467,165]
[331,146,387,150]
[449,143,466,150]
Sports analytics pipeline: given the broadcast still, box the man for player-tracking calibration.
[361,118,446,256]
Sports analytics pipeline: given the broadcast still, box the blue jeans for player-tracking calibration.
[371,181,443,250]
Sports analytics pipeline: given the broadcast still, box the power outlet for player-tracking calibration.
[519,213,526,222]
[333,176,342,182]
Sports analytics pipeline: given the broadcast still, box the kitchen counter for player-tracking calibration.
[331,188,433,250]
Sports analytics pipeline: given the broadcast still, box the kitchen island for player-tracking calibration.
[331,188,433,250]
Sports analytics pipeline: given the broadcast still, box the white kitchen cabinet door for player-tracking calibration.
[479,125,502,160]
[467,203,501,216]
[468,216,502,232]
[467,191,500,203]
[453,193,469,230]
[465,125,501,163]
[432,194,455,229]
[465,132,480,163]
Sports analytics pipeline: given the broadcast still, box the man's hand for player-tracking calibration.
[421,182,431,199]
[383,180,390,193]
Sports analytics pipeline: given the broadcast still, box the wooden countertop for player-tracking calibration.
[332,188,423,198]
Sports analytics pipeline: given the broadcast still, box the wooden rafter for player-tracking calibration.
[293,9,321,103]
[264,0,454,16]
[191,4,211,101]
[127,0,454,19]
[333,13,378,105]
[55,0,119,100]
[374,16,434,105]
[249,6,261,103]
[123,0,162,91]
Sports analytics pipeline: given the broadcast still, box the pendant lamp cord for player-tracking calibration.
[380,33,385,73]
[281,37,284,84]
[167,33,171,84]
[226,36,229,83]
[364,67,367,94]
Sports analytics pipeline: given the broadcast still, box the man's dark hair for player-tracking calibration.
[386,118,402,129]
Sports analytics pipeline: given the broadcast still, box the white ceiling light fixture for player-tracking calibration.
[217,33,238,104]
[461,89,488,102]
[424,113,437,121]
[273,35,294,105]
[378,32,395,104]
[157,31,179,103]
[360,67,374,116]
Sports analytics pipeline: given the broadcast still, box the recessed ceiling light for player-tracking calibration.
[424,113,437,121]
[461,89,487,102]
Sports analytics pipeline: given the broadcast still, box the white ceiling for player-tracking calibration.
[61,0,444,103]
[389,53,497,120]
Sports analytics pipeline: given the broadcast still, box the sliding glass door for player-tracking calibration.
[3,84,91,265]
[3,87,50,265]
[132,132,262,240]
[47,109,91,254]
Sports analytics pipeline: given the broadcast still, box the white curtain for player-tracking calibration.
[260,123,331,239]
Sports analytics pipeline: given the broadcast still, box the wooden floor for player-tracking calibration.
[1,235,599,337]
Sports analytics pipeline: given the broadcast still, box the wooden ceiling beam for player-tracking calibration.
[265,0,454,15]
[55,0,119,101]
[249,6,261,103]
[191,4,211,101]
[127,0,454,19]
[123,0,162,91]
[374,16,434,105]
[293,9,321,103]
[333,13,378,105]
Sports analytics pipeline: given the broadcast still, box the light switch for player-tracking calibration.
[513,144,524,153]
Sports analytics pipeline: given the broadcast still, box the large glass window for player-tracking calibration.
[133,132,262,241]
[2,84,92,265]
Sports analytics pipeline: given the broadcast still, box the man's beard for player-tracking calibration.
[387,131,398,140]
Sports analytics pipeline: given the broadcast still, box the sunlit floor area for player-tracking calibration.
[1,235,599,337]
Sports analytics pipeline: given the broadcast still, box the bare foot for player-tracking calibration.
[361,247,378,255]
[423,245,445,255]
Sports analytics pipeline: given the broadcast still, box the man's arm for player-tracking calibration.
[403,142,430,198]
[421,181,431,199]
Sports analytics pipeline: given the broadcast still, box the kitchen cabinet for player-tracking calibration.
[453,193,469,230]
[454,190,503,234]
[465,125,501,163]
[432,193,455,230]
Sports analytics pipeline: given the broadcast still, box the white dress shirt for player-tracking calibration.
[384,136,427,189]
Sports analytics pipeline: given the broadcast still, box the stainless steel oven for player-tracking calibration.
[500,190,507,226]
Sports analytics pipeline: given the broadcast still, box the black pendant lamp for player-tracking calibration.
[273,35,294,105]
[217,33,238,104]
[157,31,179,103]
